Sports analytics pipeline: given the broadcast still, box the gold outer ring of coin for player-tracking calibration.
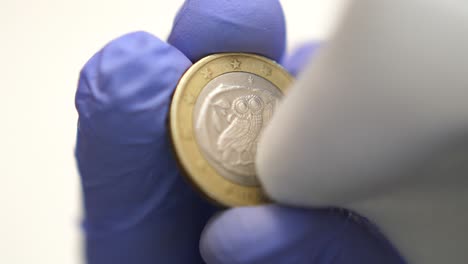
[169,53,294,207]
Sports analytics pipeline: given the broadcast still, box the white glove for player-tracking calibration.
[258,0,468,263]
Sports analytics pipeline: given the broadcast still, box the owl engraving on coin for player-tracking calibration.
[194,72,282,186]
[218,94,268,166]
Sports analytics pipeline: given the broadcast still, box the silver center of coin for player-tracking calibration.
[193,72,283,186]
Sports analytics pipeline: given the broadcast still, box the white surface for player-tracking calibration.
[0,1,346,263]
[259,0,468,263]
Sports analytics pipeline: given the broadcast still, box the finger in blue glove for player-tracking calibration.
[200,205,405,264]
[282,42,321,77]
[168,0,286,62]
[76,31,216,264]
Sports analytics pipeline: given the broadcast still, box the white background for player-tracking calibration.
[0,1,346,263]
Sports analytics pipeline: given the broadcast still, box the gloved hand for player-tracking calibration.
[75,0,404,263]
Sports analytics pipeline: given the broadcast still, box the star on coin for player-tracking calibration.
[261,65,272,76]
[248,75,254,84]
[230,59,241,70]
[200,68,213,79]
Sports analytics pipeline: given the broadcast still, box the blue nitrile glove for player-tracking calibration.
[75,0,405,263]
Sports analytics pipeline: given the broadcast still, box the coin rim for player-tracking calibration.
[170,53,293,207]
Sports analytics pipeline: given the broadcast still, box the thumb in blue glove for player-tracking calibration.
[200,205,404,264]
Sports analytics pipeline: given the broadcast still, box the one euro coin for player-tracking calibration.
[170,53,293,207]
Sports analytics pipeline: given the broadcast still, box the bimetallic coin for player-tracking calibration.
[170,53,293,207]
